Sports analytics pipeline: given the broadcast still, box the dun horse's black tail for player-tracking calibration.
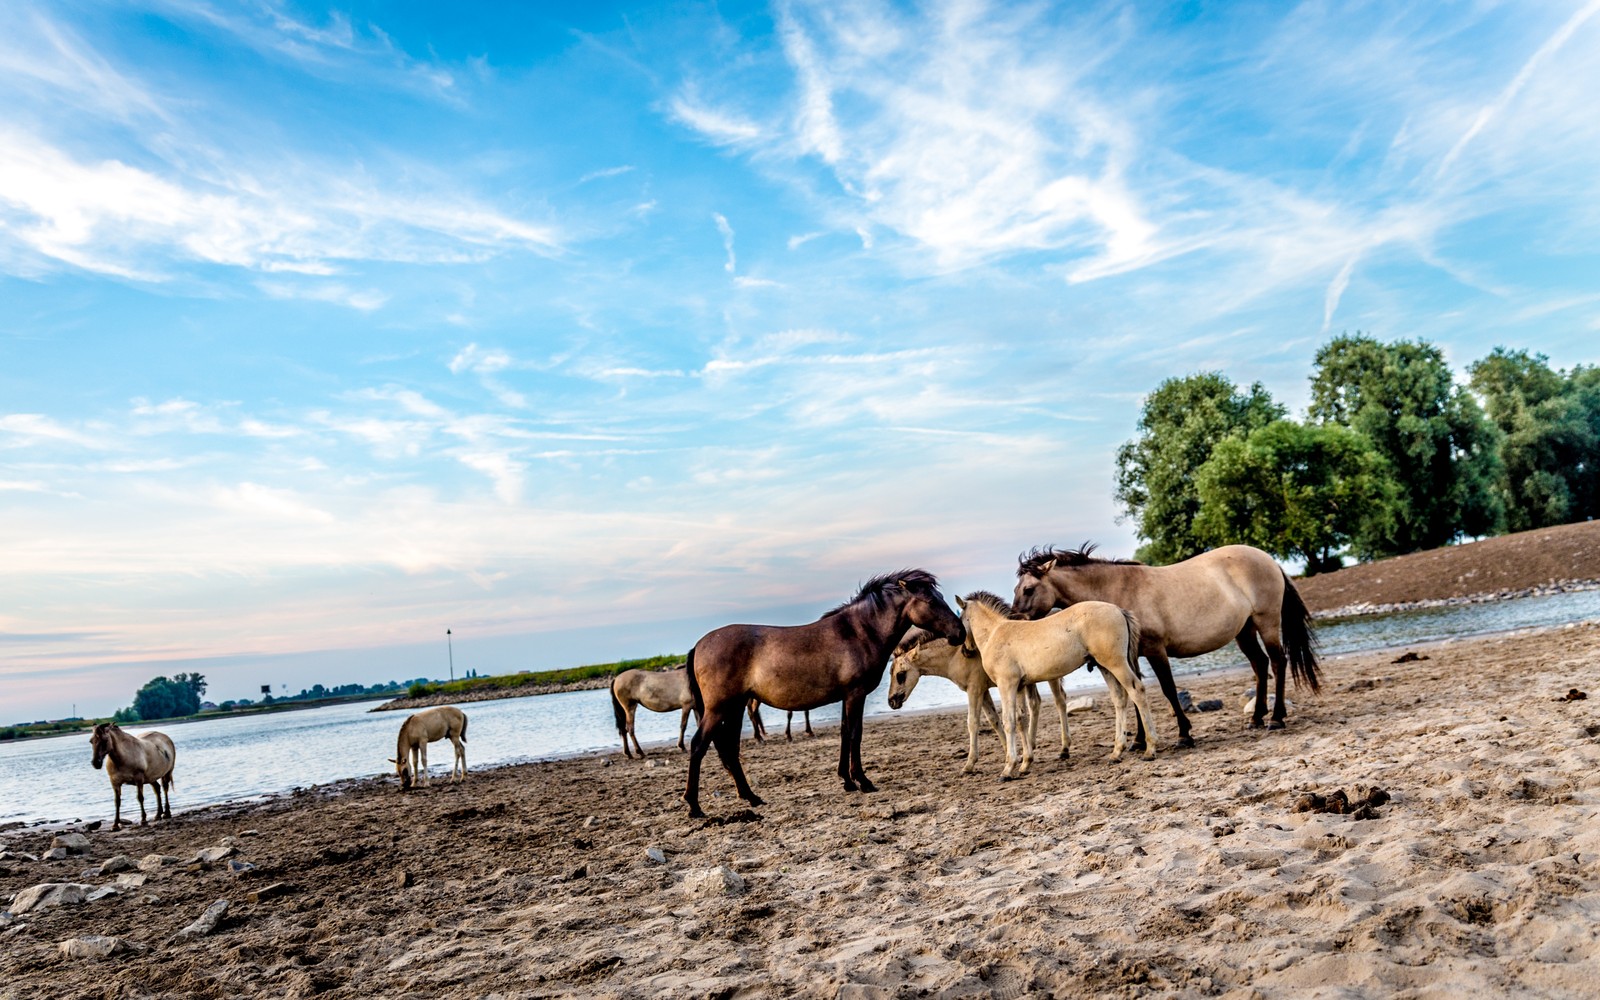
[459,713,468,743]
[685,646,703,717]
[1121,610,1144,679]
[610,674,628,737]
[1281,572,1321,693]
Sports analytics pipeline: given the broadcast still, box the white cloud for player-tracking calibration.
[0,413,106,449]
[714,213,736,273]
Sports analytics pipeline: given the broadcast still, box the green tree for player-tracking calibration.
[1115,372,1284,564]
[1468,348,1600,531]
[1309,335,1502,555]
[1193,420,1398,573]
[131,675,202,721]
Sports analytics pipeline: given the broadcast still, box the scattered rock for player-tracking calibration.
[58,935,145,960]
[682,865,746,898]
[393,870,413,890]
[1195,699,1223,713]
[1176,690,1194,712]
[0,850,37,863]
[43,847,70,861]
[85,885,120,902]
[1293,786,1390,817]
[193,845,238,864]
[174,900,229,941]
[137,854,179,873]
[1392,651,1430,664]
[241,830,260,837]
[600,758,612,768]
[564,864,588,881]
[1560,688,1588,702]
[246,882,291,903]
[1063,696,1095,715]
[582,816,598,829]
[11,882,93,915]
[98,855,135,876]
[218,836,241,849]
[229,860,257,874]
[50,833,91,855]
[113,873,147,889]
[645,847,667,865]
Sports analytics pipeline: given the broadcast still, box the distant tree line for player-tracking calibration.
[108,673,426,723]
[1115,335,1600,573]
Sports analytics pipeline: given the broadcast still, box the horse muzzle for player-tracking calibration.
[887,694,904,710]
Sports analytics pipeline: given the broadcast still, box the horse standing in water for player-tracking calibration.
[683,570,964,818]
[90,723,176,830]
[1014,543,1319,747]
[390,706,468,790]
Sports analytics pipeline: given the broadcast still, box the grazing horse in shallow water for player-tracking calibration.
[887,624,1068,774]
[958,591,1154,777]
[90,722,175,830]
[1014,543,1320,746]
[683,570,964,817]
[610,666,696,758]
[390,706,468,790]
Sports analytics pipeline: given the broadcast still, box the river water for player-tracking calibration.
[5,587,1599,828]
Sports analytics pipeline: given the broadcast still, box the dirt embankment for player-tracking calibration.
[371,676,618,713]
[1296,519,1600,615]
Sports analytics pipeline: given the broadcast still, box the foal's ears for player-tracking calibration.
[954,594,967,609]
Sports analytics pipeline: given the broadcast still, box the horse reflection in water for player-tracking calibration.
[682,570,964,818]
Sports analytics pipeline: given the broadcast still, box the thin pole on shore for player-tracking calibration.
[447,628,454,681]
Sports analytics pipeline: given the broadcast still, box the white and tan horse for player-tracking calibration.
[887,628,1069,774]
[958,591,1156,778]
[611,666,697,758]
[90,722,176,830]
[390,706,468,790]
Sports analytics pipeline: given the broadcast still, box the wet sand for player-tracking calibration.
[4,621,1599,998]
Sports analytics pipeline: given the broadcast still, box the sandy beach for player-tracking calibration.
[4,619,1599,999]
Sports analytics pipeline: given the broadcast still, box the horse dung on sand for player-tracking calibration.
[390,705,468,790]
[89,722,176,830]
[1014,543,1319,746]
[682,569,964,818]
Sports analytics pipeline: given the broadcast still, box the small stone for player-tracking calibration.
[85,885,120,902]
[241,830,260,837]
[228,860,257,874]
[582,816,598,829]
[1195,699,1223,713]
[682,865,745,897]
[11,882,93,915]
[393,870,413,889]
[600,758,612,767]
[193,845,237,864]
[246,882,290,903]
[174,899,229,941]
[44,847,69,861]
[59,935,144,960]
[113,873,147,889]
[138,854,179,873]
[1176,690,1194,712]
[645,847,667,865]
[98,855,135,876]
[51,833,91,855]
[218,836,241,849]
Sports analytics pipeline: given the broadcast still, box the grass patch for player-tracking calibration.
[404,653,683,700]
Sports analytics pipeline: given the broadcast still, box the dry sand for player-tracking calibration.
[4,621,1600,999]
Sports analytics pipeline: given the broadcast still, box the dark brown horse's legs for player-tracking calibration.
[711,715,763,807]
[1135,648,1194,749]
[683,708,719,817]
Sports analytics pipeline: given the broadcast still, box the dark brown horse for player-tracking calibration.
[1014,544,1319,746]
[683,569,964,817]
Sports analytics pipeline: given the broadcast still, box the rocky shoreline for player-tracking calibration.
[369,674,625,712]
[1315,577,1600,619]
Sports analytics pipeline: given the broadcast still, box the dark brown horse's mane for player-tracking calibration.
[961,589,1018,618]
[823,568,943,619]
[1017,543,1141,576]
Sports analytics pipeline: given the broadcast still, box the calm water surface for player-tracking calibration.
[6,587,1598,827]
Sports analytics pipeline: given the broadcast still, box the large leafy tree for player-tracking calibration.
[1309,335,1502,555]
[1468,348,1600,531]
[131,674,204,721]
[1115,372,1284,564]
[1193,420,1398,573]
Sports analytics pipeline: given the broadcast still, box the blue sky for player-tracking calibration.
[4,0,1599,721]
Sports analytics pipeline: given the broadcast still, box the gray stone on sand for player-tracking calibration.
[12,882,94,915]
[59,935,144,960]
[43,848,70,861]
[137,854,179,872]
[193,845,237,864]
[682,865,745,897]
[98,855,135,876]
[113,873,147,889]
[175,899,229,941]
[51,833,91,855]
[645,847,667,865]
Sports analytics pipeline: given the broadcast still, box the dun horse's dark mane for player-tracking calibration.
[824,568,943,619]
[962,589,1018,618]
[1017,543,1141,576]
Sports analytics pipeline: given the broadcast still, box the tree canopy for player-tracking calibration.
[124,672,207,722]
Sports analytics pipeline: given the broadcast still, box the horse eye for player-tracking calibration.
[896,672,906,684]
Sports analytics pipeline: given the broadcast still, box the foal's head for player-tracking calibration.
[887,643,930,709]
[389,755,414,790]
[90,722,116,770]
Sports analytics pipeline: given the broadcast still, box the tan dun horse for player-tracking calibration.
[683,569,964,817]
[611,666,697,758]
[90,722,176,830]
[390,706,468,790]
[958,591,1154,778]
[1014,543,1320,745]
[887,625,1069,774]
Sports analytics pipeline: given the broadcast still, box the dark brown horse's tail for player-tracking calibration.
[1121,609,1144,679]
[1280,572,1321,693]
[610,674,628,737]
[685,646,703,717]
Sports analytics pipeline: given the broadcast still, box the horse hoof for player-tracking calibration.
[1144,750,1156,760]
[685,802,706,818]
[857,777,877,793]
[1269,720,1286,731]
[1058,751,1070,761]
[842,779,858,792]
[1129,741,1147,754]
[1178,734,1196,749]
[1249,719,1266,730]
